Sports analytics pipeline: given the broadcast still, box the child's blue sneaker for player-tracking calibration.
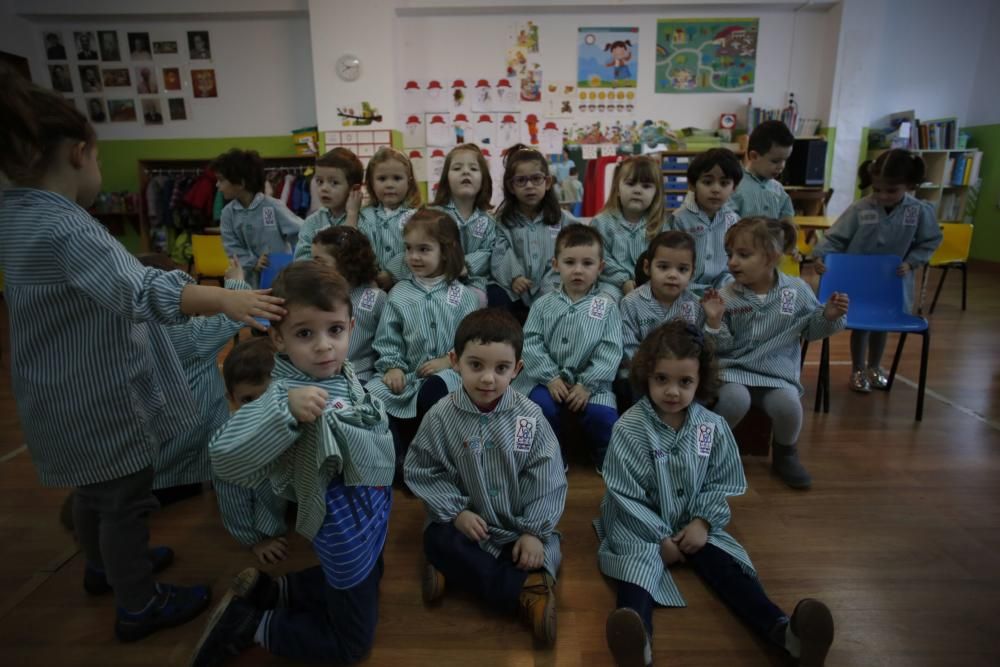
[84,546,175,595]
[115,582,211,643]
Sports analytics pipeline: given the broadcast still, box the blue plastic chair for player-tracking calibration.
[815,254,931,421]
[254,252,294,329]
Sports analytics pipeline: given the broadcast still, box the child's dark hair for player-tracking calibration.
[495,143,561,227]
[856,159,874,192]
[555,222,603,259]
[432,143,492,212]
[271,261,353,322]
[687,148,743,187]
[312,226,378,287]
[0,66,96,184]
[365,147,422,208]
[211,148,265,194]
[748,120,795,156]
[403,207,466,282]
[869,149,925,187]
[639,230,697,282]
[600,156,665,241]
[569,166,578,176]
[725,216,797,261]
[223,337,276,396]
[454,309,524,361]
[630,320,720,402]
[316,147,364,186]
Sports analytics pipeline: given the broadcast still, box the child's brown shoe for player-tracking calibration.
[518,571,556,646]
[421,562,445,604]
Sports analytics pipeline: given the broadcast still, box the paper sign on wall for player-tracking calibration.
[581,144,599,159]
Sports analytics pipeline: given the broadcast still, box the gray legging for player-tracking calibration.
[714,384,802,446]
[850,330,888,371]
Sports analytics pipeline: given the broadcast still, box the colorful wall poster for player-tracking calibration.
[578,27,638,88]
[654,18,758,93]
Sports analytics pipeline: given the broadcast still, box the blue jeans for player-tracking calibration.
[388,375,449,475]
[423,522,529,615]
[266,557,383,663]
[528,384,618,467]
[615,543,786,643]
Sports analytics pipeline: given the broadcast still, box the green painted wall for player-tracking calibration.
[965,124,1000,262]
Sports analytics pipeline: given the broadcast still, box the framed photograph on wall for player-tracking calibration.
[153,41,178,55]
[102,67,131,88]
[187,31,211,60]
[191,68,217,97]
[141,99,164,125]
[48,64,73,92]
[74,31,98,60]
[127,32,152,61]
[162,67,182,91]
[79,65,102,92]
[42,31,68,60]
[107,98,137,122]
[98,31,121,61]
[168,97,187,121]
[135,66,158,94]
[85,97,107,123]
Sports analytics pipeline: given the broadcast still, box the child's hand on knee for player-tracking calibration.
[565,383,591,412]
[660,536,685,566]
[546,377,570,403]
[288,386,329,423]
[673,518,709,555]
[252,536,289,565]
[454,510,489,542]
[512,533,544,571]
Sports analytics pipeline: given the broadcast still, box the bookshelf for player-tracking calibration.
[866,147,982,223]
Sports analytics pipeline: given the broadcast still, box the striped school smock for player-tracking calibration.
[812,193,942,313]
[215,477,288,547]
[220,193,302,287]
[358,204,417,280]
[667,193,740,292]
[293,208,348,261]
[514,287,623,409]
[490,209,579,306]
[435,201,496,291]
[347,285,387,383]
[620,284,705,366]
[712,271,845,394]
[152,278,249,489]
[729,168,795,220]
[0,188,198,487]
[592,210,662,298]
[404,387,568,577]
[366,278,480,418]
[209,358,395,541]
[595,399,753,607]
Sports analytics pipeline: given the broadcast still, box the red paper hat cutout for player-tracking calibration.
[525,114,539,122]
[431,149,446,157]
[451,79,466,88]
[427,80,443,89]
[454,113,470,123]
[429,115,446,124]
[496,79,512,87]
[406,115,420,124]
[404,81,420,90]
[477,114,493,122]
[475,79,490,87]
[543,121,558,130]
[501,114,516,123]
[408,150,423,158]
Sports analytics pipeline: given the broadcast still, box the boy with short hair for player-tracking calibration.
[293,147,365,260]
[404,309,567,646]
[216,337,290,566]
[668,148,743,292]
[192,261,395,666]
[730,120,796,220]
[215,148,303,287]
[515,224,623,472]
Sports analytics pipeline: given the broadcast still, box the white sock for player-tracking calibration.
[276,576,288,608]
[254,610,272,648]
[643,633,652,665]
[785,621,801,658]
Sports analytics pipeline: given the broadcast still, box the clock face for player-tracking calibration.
[337,54,361,81]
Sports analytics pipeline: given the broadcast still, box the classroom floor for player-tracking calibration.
[1,263,999,667]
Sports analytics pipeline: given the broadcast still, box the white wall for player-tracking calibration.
[0,0,42,72]
[966,0,1000,127]
[309,0,839,134]
[6,2,317,140]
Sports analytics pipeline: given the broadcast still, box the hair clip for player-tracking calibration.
[684,322,704,347]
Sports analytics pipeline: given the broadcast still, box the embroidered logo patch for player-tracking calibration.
[859,210,879,225]
[465,437,483,454]
[262,207,276,227]
[692,224,706,234]
[589,296,609,320]
[780,288,796,316]
[513,416,536,452]
[472,217,489,239]
[326,398,347,411]
[681,301,696,323]
[358,288,377,312]
[446,283,463,306]
[652,448,668,461]
[696,423,715,457]
[902,206,919,226]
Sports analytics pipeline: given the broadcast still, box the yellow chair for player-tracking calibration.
[190,234,230,284]
[778,253,800,277]
[924,223,973,314]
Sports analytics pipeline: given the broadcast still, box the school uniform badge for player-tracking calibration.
[513,416,536,452]
[472,217,489,238]
[262,207,276,227]
[326,397,347,411]
[681,301,695,323]
[446,284,463,307]
[358,288,377,312]
[859,210,879,225]
[696,423,715,457]
[465,437,483,454]
[902,206,919,226]
[780,288,796,316]
[588,296,609,320]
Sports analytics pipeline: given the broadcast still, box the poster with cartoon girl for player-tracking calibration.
[577,27,638,88]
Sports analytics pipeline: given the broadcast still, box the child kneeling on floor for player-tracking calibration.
[193,261,395,666]
[404,309,568,646]
[597,321,835,667]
